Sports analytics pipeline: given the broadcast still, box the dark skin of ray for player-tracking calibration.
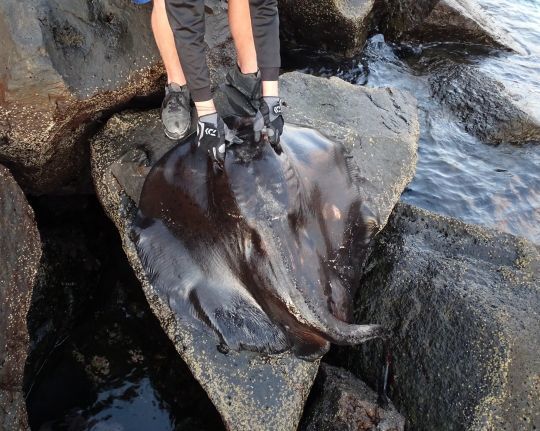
[132,121,384,361]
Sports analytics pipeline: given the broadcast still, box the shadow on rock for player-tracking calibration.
[23,195,223,430]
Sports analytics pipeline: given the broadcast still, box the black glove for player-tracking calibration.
[196,113,227,166]
[257,96,284,152]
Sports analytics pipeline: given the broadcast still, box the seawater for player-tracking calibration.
[297,0,540,243]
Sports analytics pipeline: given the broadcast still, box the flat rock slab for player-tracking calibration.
[335,202,540,430]
[0,0,230,193]
[90,72,418,430]
[382,0,524,54]
[279,0,376,56]
[0,165,42,430]
[300,363,405,431]
[430,62,540,144]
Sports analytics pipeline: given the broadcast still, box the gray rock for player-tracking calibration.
[280,72,419,228]
[382,0,525,54]
[430,62,540,144]
[0,165,42,430]
[278,0,376,57]
[90,72,418,430]
[300,363,405,431]
[335,202,540,430]
[0,0,231,194]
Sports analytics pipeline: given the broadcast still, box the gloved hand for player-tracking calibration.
[257,96,284,152]
[196,113,228,167]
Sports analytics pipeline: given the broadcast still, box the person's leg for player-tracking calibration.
[226,0,262,117]
[164,0,228,162]
[228,0,258,74]
[246,0,282,146]
[229,0,280,93]
[151,0,186,85]
[165,0,216,117]
[228,0,282,145]
[151,0,193,140]
[248,0,280,97]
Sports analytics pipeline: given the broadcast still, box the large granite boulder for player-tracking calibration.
[430,62,540,145]
[334,202,540,430]
[278,0,523,56]
[0,165,42,430]
[381,0,524,53]
[278,0,377,57]
[300,363,405,431]
[0,0,231,194]
[90,71,418,430]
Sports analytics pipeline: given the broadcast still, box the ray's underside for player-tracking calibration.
[132,124,383,360]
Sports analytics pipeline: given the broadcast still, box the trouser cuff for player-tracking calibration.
[191,86,213,102]
[260,67,280,82]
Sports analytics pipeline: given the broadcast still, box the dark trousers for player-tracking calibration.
[165,0,281,102]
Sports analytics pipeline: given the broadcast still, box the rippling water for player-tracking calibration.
[294,0,540,243]
[478,0,540,119]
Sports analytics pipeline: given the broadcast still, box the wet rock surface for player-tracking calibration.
[331,202,540,430]
[0,165,41,430]
[0,0,231,194]
[278,0,376,57]
[278,0,524,57]
[381,0,524,53]
[280,72,419,228]
[90,71,418,430]
[300,364,405,431]
[430,62,540,144]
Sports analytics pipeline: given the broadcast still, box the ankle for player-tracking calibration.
[237,62,258,75]
[167,76,187,86]
[262,81,279,97]
[199,112,219,124]
[195,100,217,118]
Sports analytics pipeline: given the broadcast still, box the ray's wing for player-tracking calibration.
[133,136,289,355]
[280,125,380,300]
[225,126,383,352]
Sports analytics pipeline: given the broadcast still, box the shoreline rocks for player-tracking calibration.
[278,0,524,58]
[24,196,125,398]
[332,202,540,430]
[0,0,231,194]
[278,0,377,57]
[90,71,418,429]
[0,165,42,430]
[300,363,405,431]
[381,0,525,54]
[430,62,540,145]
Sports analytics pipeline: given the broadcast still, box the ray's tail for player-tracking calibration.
[301,308,388,346]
